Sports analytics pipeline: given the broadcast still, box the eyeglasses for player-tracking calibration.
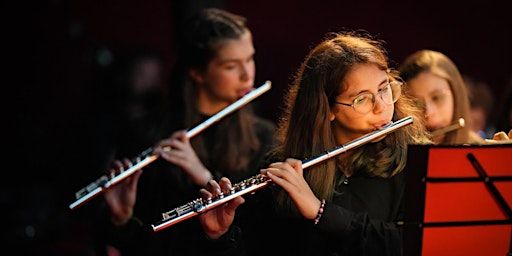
[335,80,402,114]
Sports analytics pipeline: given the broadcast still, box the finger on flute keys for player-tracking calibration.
[203,180,223,199]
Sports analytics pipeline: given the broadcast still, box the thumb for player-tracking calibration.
[286,158,303,175]
[129,170,143,191]
[225,196,245,214]
[172,130,188,140]
[178,131,190,144]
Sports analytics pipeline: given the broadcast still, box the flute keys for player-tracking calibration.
[193,202,205,212]
[98,176,109,187]
[257,175,267,182]
[75,188,86,199]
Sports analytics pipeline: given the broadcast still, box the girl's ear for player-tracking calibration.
[329,109,336,121]
[189,69,204,84]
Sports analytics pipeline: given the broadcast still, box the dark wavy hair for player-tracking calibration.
[169,8,261,173]
[274,32,429,209]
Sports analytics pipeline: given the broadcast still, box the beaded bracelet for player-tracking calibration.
[314,199,326,225]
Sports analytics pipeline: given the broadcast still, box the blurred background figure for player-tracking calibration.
[463,75,495,139]
[94,47,171,165]
[399,49,483,144]
[97,8,275,256]
[86,47,173,256]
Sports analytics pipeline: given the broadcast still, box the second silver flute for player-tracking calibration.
[69,81,272,210]
[151,116,414,232]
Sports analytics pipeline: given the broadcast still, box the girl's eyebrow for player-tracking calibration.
[429,88,450,95]
[217,58,239,64]
[347,78,388,97]
[217,51,255,64]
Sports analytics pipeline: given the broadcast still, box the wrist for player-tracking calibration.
[187,164,213,186]
[111,214,132,227]
[313,199,326,225]
[304,197,322,220]
[111,209,133,226]
[205,229,228,240]
[197,168,213,187]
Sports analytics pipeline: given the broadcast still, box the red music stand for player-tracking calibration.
[403,144,512,255]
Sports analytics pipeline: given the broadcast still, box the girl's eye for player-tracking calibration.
[354,94,371,105]
[379,86,389,93]
[432,94,444,103]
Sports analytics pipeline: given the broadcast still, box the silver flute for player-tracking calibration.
[430,117,465,137]
[69,81,272,210]
[151,116,414,232]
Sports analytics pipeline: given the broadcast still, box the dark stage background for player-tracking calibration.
[8,0,512,255]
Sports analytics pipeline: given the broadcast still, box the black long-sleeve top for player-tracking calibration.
[99,115,276,256]
[205,167,405,256]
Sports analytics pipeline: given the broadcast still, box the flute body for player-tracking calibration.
[69,81,272,210]
[151,116,414,232]
[430,118,465,137]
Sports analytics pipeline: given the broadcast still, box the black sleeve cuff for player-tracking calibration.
[106,216,146,248]
[201,226,244,256]
[315,202,354,235]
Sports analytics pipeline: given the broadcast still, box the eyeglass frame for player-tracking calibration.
[334,79,403,114]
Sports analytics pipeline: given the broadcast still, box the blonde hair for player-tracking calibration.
[399,50,476,144]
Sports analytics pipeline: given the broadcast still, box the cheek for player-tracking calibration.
[385,104,395,118]
[248,61,256,77]
[434,104,454,127]
[335,110,364,130]
[445,98,455,121]
[219,69,240,84]
[207,70,235,89]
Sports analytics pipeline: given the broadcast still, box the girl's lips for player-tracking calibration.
[372,121,393,131]
[238,87,254,97]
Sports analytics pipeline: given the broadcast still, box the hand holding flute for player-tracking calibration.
[104,159,143,226]
[262,159,321,220]
[105,129,210,226]
[198,178,245,239]
[197,158,319,240]
[154,130,212,187]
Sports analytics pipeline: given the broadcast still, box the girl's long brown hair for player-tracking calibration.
[273,32,429,211]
